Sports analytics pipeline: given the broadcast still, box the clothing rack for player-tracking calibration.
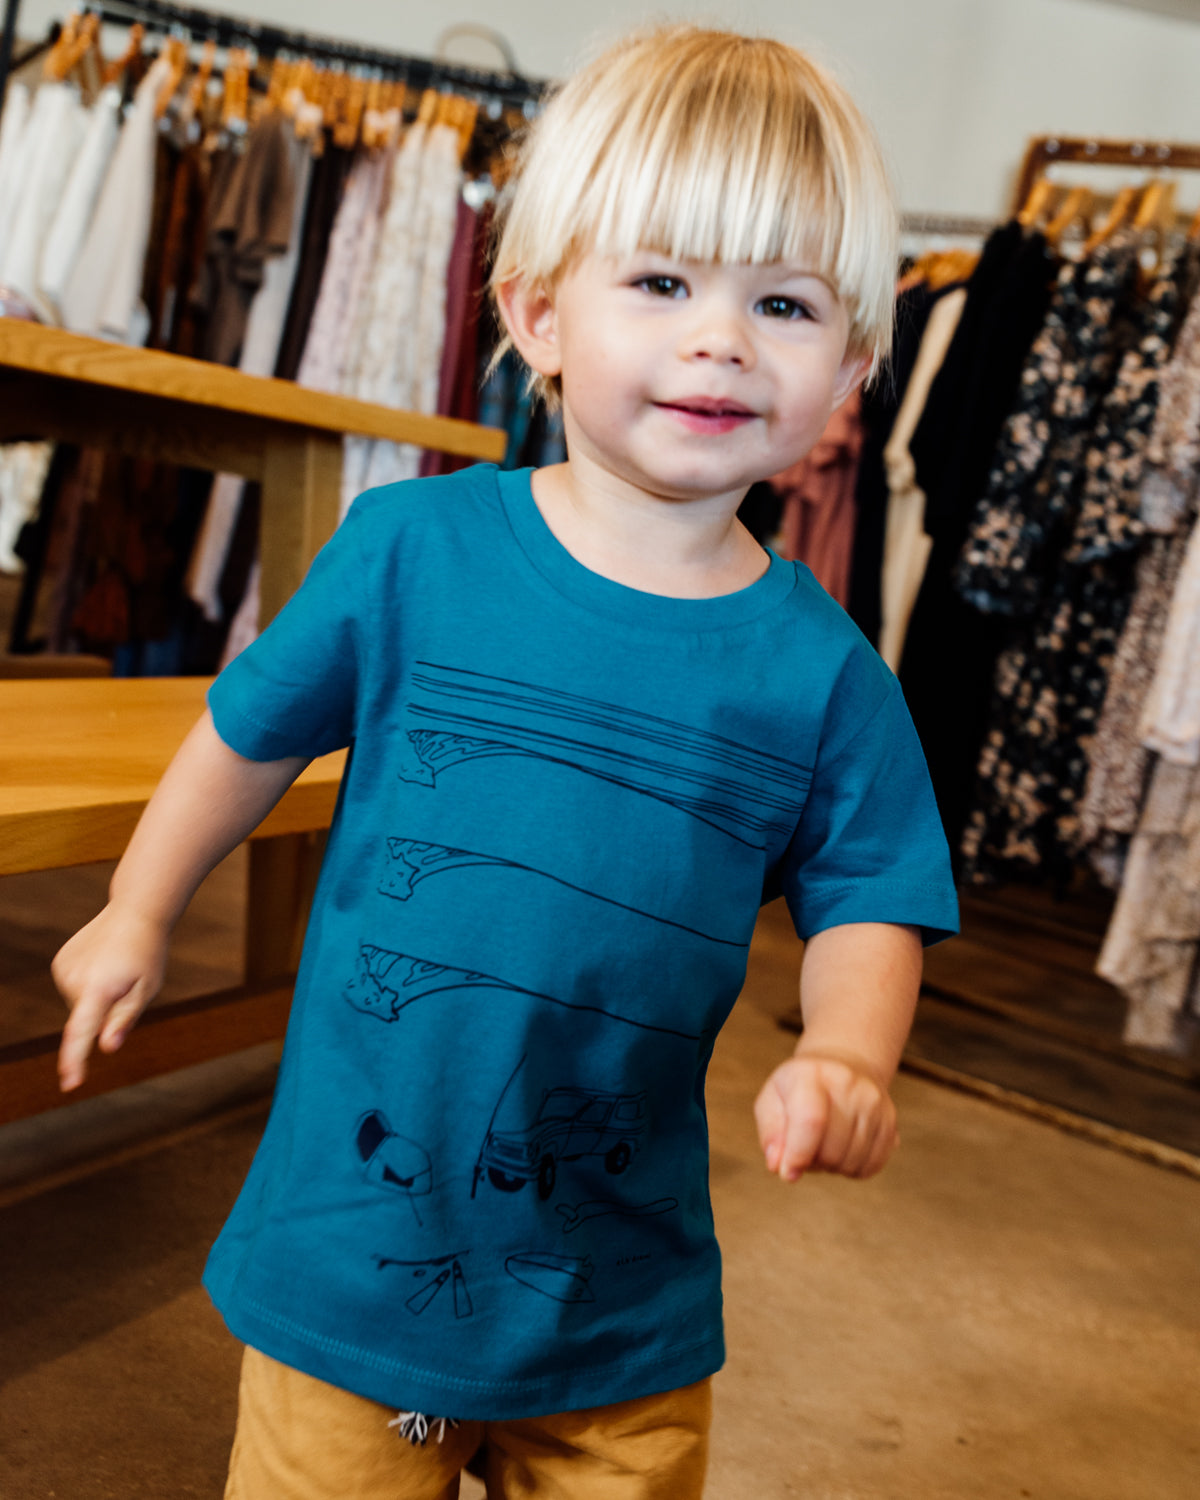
[0,0,547,110]
[1013,134,1200,216]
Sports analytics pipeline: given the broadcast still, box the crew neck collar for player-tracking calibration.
[496,467,796,632]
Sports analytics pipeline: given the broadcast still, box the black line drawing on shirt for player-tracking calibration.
[505,1252,596,1304]
[379,837,744,948]
[376,1252,474,1319]
[394,662,811,848]
[355,1110,432,1225]
[478,1084,648,1202]
[344,945,702,1041]
[555,1198,679,1235]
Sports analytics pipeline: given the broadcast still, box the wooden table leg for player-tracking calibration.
[258,428,343,627]
[246,429,342,985]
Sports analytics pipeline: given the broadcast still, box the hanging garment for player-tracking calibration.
[960,243,1187,884]
[1096,754,1200,1051]
[188,138,313,625]
[61,56,175,344]
[1,80,86,310]
[272,143,355,382]
[768,393,864,606]
[910,223,1057,544]
[420,198,490,480]
[899,227,1058,855]
[1080,263,1200,863]
[951,234,1141,617]
[845,283,937,645]
[878,286,967,671]
[337,123,430,508]
[0,442,54,574]
[296,149,390,394]
[145,140,214,354]
[38,84,123,318]
[361,122,465,500]
[201,111,299,367]
[1138,506,1200,765]
[0,81,31,264]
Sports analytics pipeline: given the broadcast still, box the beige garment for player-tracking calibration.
[1,81,86,309]
[1138,508,1200,766]
[878,287,967,671]
[1097,757,1200,1051]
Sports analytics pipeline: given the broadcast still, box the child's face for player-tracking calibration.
[506,251,868,504]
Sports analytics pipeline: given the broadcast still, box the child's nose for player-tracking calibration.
[680,304,755,367]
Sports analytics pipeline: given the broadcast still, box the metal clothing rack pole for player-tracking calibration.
[94,0,547,107]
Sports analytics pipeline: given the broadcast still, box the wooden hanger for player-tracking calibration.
[1017,177,1059,230]
[154,38,189,120]
[101,22,144,87]
[1133,178,1176,233]
[44,12,81,81]
[186,38,216,117]
[416,88,440,129]
[1043,186,1094,247]
[1082,185,1141,255]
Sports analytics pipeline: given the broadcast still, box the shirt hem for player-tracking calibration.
[206,1276,726,1420]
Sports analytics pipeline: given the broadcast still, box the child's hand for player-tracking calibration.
[52,903,169,1091]
[753,1051,898,1182]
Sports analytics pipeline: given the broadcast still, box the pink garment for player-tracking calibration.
[769,391,864,605]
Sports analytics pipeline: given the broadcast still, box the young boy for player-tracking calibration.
[53,25,957,1499]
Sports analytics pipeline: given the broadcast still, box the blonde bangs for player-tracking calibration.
[492,26,898,384]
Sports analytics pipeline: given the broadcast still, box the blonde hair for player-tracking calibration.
[490,26,898,402]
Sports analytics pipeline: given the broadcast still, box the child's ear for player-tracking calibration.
[495,277,562,379]
[831,351,873,408]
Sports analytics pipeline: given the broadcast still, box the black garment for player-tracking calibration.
[845,283,937,646]
[273,141,354,382]
[898,224,1058,859]
[910,221,1056,543]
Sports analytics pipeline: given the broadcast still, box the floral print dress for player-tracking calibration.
[957,236,1188,883]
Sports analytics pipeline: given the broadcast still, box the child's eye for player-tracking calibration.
[634,275,688,299]
[756,295,813,321]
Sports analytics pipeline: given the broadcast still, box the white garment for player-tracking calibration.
[878,288,967,672]
[0,82,31,264]
[361,123,463,498]
[1139,508,1200,766]
[0,441,53,574]
[38,85,123,320]
[60,57,172,344]
[1,81,86,308]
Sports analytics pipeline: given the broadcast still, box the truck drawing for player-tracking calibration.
[480,1087,648,1200]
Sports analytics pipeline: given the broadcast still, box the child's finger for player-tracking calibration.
[778,1086,829,1180]
[58,980,134,1090]
[98,985,149,1052]
[752,1082,788,1172]
[58,993,109,1091]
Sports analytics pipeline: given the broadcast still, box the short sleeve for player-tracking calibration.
[207,497,374,762]
[780,677,959,946]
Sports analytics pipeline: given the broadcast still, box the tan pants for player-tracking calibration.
[225,1346,712,1500]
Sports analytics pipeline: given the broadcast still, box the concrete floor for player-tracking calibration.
[1,897,1198,1498]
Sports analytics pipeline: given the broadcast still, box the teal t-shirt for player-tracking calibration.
[203,464,957,1420]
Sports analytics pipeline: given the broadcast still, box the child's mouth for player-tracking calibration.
[656,398,757,434]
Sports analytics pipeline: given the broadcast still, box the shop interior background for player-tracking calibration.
[11,0,1200,220]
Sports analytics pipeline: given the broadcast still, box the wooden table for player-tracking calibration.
[0,321,504,1125]
[0,678,346,1126]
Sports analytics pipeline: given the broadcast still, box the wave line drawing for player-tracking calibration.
[379,838,745,948]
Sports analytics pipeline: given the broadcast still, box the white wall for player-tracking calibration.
[13,0,1200,218]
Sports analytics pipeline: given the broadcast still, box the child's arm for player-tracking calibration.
[753,921,922,1182]
[52,711,309,1091]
